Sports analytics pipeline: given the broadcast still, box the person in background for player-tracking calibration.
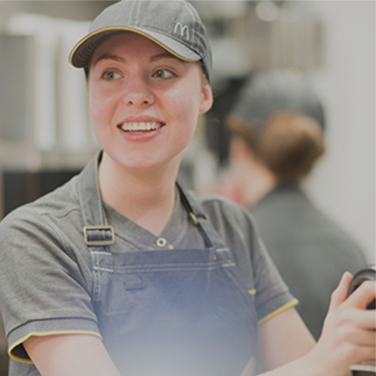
[0,2,374,376]
[225,68,367,340]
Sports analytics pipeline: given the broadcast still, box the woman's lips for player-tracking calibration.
[119,121,165,132]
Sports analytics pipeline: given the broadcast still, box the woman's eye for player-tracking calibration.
[153,69,174,79]
[102,71,121,80]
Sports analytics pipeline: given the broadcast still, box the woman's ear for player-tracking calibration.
[199,83,213,115]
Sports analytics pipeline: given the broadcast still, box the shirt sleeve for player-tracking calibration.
[201,195,298,324]
[0,206,100,363]
[237,205,299,324]
[251,230,299,324]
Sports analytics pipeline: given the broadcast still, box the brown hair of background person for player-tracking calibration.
[226,111,325,184]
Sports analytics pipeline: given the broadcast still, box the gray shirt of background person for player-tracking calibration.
[251,184,367,340]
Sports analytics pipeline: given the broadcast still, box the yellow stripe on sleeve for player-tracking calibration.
[258,298,299,325]
[9,330,103,363]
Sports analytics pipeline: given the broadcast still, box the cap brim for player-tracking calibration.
[69,26,201,68]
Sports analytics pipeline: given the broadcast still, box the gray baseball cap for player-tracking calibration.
[69,0,212,80]
[231,69,325,130]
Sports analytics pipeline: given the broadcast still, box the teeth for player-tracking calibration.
[121,122,161,131]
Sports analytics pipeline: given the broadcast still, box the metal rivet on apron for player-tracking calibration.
[156,237,167,247]
[189,212,198,226]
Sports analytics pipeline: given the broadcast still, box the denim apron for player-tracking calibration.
[79,162,258,376]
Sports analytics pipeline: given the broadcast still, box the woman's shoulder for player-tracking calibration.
[195,192,256,233]
[0,174,80,229]
[198,192,244,211]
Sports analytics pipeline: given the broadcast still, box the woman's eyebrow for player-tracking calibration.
[92,52,181,66]
[93,54,125,66]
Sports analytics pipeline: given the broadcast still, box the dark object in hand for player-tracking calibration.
[348,266,376,376]
[347,266,376,309]
[347,266,376,310]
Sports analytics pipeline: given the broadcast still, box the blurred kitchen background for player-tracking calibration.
[0,1,374,374]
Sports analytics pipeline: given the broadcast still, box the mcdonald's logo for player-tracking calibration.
[174,22,190,41]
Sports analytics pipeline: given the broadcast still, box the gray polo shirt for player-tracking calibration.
[0,157,296,375]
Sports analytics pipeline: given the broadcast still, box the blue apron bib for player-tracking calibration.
[79,157,258,375]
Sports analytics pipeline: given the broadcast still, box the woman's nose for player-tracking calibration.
[122,77,154,107]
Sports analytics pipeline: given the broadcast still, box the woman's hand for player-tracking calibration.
[310,271,376,376]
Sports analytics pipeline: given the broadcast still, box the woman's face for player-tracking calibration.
[88,32,213,172]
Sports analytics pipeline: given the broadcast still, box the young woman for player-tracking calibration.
[0,1,374,376]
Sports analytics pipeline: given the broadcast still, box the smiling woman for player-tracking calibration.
[0,1,374,376]
[88,32,212,233]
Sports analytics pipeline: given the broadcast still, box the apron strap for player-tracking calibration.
[175,178,214,248]
[175,179,231,251]
[175,178,209,225]
[78,152,115,247]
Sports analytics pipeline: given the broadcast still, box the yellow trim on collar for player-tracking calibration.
[69,26,197,66]
[248,289,256,295]
[9,330,102,363]
[258,298,299,325]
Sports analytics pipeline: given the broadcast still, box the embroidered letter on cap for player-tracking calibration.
[174,22,190,41]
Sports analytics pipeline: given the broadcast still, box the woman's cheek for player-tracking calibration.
[168,86,201,120]
[90,90,113,126]
[89,90,102,122]
[89,94,111,147]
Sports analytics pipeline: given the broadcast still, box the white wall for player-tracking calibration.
[305,1,375,263]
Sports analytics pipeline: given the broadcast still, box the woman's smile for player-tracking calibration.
[119,122,164,132]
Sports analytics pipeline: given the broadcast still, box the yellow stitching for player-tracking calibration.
[258,299,299,325]
[9,330,102,363]
[69,27,197,65]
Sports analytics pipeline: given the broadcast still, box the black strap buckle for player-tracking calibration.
[83,226,115,246]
